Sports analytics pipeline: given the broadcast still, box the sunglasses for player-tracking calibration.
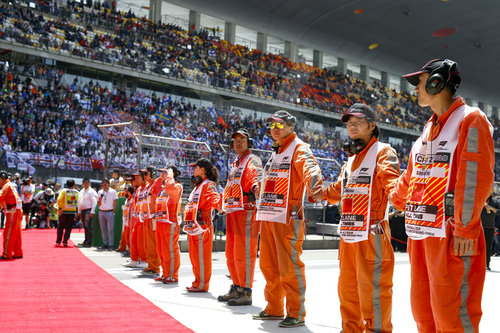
[269,122,285,130]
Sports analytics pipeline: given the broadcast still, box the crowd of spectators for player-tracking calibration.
[1,0,439,131]
[0,0,498,181]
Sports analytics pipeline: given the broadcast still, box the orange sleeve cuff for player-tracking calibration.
[453,223,480,240]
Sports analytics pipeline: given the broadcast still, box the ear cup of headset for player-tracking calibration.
[343,139,366,155]
[425,73,445,95]
[147,166,157,178]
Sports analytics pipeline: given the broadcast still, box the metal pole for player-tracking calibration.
[137,134,142,171]
[104,138,110,178]
[322,204,326,240]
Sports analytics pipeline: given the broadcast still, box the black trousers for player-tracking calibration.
[57,213,75,245]
[80,209,93,245]
[484,227,494,267]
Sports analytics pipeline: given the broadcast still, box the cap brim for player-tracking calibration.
[231,131,246,138]
[341,112,367,122]
[158,168,169,172]
[265,116,285,123]
[402,70,425,86]
[188,163,196,167]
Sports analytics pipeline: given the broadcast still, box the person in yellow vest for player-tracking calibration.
[56,179,79,247]
[48,199,58,229]
[219,129,263,306]
[110,169,126,197]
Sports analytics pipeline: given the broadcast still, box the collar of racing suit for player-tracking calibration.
[428,96,465,141]
[276,132,297,154]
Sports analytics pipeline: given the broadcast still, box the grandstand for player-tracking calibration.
[1,2,499,332]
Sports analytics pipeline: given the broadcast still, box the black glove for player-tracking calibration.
[244,190,256,203]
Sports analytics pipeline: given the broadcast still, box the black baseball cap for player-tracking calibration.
[189,158,213,170]
[402,58,461,87]
[231,128,251,139]
[341,103,376,122]
[159,165,181,179]
[265,110,297,126]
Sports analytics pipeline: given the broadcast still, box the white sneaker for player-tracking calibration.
[123,260,140,268]
[137,260,148,268]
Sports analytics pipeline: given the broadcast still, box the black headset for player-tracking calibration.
[343,138,367,155]
[143,166,157,179]
[281,113,297,126]
[0,170,8,180]
[425,59,459,95]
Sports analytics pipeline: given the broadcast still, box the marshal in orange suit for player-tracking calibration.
[254,111,323,328]
[0,171,23,260]
[319,104,400,333]
[183,158,221,292]
[154,166,183,284]
[391,59,494,333]
[218,128,263,306]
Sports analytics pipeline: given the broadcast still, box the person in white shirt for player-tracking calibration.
[20,177,35,229]
[77,178,98,247]
[97,178,118,250]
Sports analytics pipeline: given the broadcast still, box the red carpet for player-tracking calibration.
[0,229,192,332]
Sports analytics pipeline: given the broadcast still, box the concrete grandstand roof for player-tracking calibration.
[165,0,500,108]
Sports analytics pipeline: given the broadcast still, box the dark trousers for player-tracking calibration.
[57,213,75,245]
[484,227,494,268]
[80,209,92,245]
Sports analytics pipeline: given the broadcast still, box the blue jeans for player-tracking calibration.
[99,211,114,247]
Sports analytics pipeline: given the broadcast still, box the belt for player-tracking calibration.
[81,208,91,211]
[100,209,113,212]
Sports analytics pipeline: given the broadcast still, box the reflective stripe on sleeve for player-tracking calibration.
[461,126,479,226]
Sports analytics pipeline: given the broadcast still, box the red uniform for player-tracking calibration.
[391,97,494,333]
[223,150,263,290]
[0,180,23,259]
[155,177,183,280]
[184,179,221,291]
[257,133,323,321]
[322,137,400,332]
